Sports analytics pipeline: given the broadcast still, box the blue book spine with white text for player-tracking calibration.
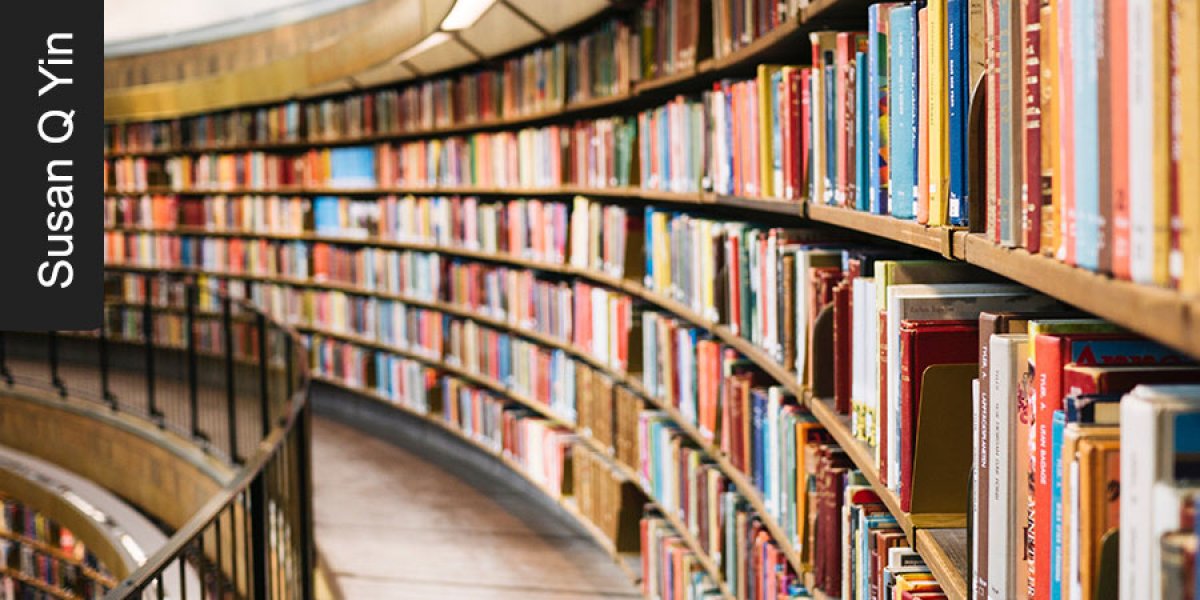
[1051,410,1065,600]
[888,5,917,219]
[1072,0,1100,269]
[856,52,870,211]
[947,0,969,225]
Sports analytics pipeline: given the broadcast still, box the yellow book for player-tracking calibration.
[1040,0,1060,257]
[757,64,782,198]
[1178,0,1200,292]
[1152,0,1172,285]
[927,0,949,226]
[809,32,839,206]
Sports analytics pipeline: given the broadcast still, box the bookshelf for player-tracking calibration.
[103,0,1200,597]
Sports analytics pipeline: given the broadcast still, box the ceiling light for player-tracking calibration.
[391,31,451,64]
[440,0,497,31]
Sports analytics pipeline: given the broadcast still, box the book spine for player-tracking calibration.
[975,315,1000,600]
[889,6,918,220]
[1032,334,1065,600]
[1150,0,1171,285]
[1049,409,1066,600]
[1039,0,1059,257]
[868,5,883,214]
[948,0,970,225]
[856,52,870,211]
[1125,0,1156,282]
[1179,0,1200,293]
[917,8,931,225]
[1055,0,1076,264]
[1071,0,1101,270]
[928,0,949,226]
[1022,0,1043,252]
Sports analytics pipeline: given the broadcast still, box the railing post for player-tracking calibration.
[223,296,240,464]
[48,331,66,397]
[98,309,117,410]
[258,313,270,439]
[296,401,315,600]
[0,333,13,386]
[285,335,295,400]
[143,290,164,425]
[248,472,270,600]
[186,284,205,442]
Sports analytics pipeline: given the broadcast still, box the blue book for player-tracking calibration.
[751,389,767,491]
[824,62,838,205]
[1050,409,1066,600]
[856,52,870,211]
[644,207,655,288]
[888,5,918,219]
[947,0,969,225]
[771,70,785,196]
[867,4,891,214]
[329,146,376,187]
[1072,0,1101,269]
[312,196,340,234]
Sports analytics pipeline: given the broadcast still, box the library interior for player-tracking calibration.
[2,0,1197,598]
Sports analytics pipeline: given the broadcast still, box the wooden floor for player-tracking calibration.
[312,416,642,599]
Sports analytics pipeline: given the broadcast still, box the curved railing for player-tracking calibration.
[0,271,312,600]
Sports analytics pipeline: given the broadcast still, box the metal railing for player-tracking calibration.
[0,272,312,600]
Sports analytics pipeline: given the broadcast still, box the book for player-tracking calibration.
[1120,384,1200,599]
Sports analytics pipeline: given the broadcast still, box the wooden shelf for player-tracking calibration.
[805,203,959,256]
[0,531,117,588]
[0,566,79,600]
[959,232,1200,358]
[915,528,969,600]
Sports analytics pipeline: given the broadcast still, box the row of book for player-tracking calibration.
[103,17,638,154]
[105,194,608,272]
[0,495,113,598]
[104,0,831,157]
[974,320,1200,600]
[105,233,642,372]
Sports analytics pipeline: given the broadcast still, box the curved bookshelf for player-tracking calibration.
[107,257,808,577]
[103,0,1200,597]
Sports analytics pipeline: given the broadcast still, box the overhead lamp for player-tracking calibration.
[440,0,498,31]
[391,31,451,64]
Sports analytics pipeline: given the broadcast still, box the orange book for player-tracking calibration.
[1056,0,1076,265]
[1108,0,1132,279]
[917,8,931,224]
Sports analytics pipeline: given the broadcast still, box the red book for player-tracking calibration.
[1022,0,1043,251]
[800,68,813,196]
[873,529,907,599]
[1062,364,1200,397]
[833,278,854,413]
[785,68,803,200]
[898,319,979,512]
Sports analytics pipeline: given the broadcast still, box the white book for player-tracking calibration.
[851,276,870,437]
[987,334,1026,600]
[884,283,1054,487]
[767,387,782,519]
[1120,384,1200,600]
[1127,0,1156,284]
[863,282,878,445]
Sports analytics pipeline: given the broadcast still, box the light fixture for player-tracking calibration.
[440,0,498,31]
[391,31,452,64]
